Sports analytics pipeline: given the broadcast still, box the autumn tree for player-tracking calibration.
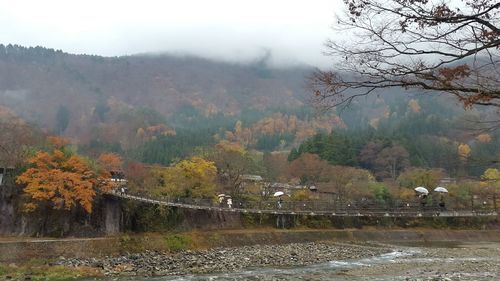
[288,153,330,184]
[408,99,421,114]
[359,141,409,180]
[447,180,480,208]
[205,142,258,198]
[0,106,35,169]
[397,168,446,189]
[152,157,217,199]
[359,141,386,171]
[123,161,149,192]
[476,133,492,143]
[458,143,472,159]
[16,147,114,215]
[322,165,374,203]
[290,189,312,201]
[262,152,289,182]
[310,0,500,109]
[97,152,123,172]
[375,145,410,180]
[481,168,500,209]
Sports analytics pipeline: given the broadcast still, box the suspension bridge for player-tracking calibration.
[108,191,498,218]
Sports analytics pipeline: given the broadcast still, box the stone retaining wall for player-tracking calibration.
[1,229,500,262]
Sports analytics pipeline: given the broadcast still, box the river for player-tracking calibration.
[82,242,500,281]
[155,250,413,280]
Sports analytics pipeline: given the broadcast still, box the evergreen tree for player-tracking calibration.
[55,105,70,134]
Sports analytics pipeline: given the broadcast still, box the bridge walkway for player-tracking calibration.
[109,191,498,218]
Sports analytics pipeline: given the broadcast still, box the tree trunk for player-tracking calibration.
[41,205,50,236]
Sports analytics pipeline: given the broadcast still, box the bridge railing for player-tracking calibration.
[109,190,497,214]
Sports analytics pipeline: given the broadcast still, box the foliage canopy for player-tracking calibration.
[16,146,117,213]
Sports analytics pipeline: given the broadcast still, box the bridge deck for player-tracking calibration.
[109,192,498,218]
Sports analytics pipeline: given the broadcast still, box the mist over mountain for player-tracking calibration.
[0,44,310,131]
[0,44,498,172]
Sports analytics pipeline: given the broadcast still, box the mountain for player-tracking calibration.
[1,44,498,171]
[0,44,310,135]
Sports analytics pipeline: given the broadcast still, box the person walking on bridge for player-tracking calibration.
[277,197,283,209]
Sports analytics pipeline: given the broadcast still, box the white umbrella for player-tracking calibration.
[273,191,284,197]
[434,187,448,193]
[217,194,226,197]
[414,187,429,194]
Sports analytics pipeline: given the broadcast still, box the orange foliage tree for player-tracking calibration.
[97,152,123,172]
[288,153,330,184]
[16,148,114,214]
[476,133,492,143]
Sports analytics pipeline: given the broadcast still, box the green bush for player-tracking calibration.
[164,234,192,252]
[302,216,332,228]
[125,203,184,232]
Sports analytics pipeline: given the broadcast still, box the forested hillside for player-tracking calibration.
[1,44,498,172]
[290,94,500,178]
[0,45,345,163]
[0,45,306,149]
[1,44,499,237]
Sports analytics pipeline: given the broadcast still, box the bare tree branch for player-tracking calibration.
[310,0,500,110]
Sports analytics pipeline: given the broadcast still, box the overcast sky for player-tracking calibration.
[0,0,342,67]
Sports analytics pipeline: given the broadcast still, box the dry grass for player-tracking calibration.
[0,260,101,281]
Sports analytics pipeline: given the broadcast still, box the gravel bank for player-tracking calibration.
[55,242,389,277]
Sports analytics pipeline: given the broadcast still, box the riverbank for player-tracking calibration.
[2,228,500,263]
[1,229,500,280]
[4,242,498,281]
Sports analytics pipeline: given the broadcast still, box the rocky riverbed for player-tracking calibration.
[69,242,499,281]
[2,241,500,280]
[340,242,500,281]
[54,242,389,277]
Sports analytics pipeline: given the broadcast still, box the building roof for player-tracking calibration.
[241,174,263,182]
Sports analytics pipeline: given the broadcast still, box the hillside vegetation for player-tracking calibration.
[1,44,499,236]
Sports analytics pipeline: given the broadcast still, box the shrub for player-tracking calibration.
[164,234,192,252]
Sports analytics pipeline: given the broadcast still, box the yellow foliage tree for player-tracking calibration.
[408,99,421,113]
[482,168,500,183]
[397,168,446,190]
[368,117,380,129]
[457,143,471,159]
[291,189,310,201]
[156,157,217,199]
[481,168,499,209]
